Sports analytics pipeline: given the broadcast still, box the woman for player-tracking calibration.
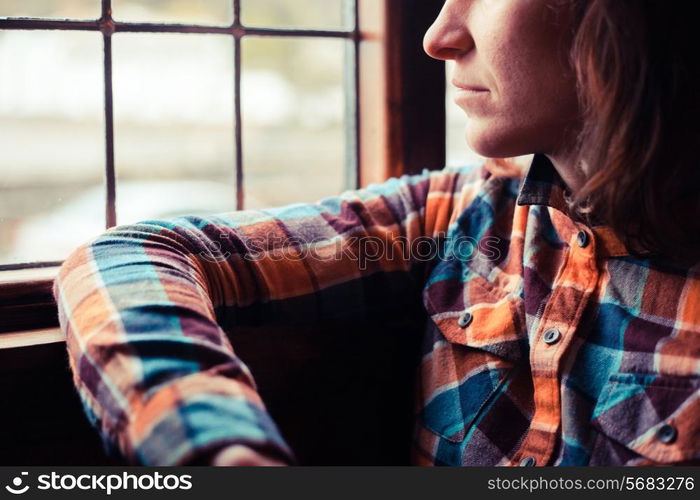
[54,0,699,466]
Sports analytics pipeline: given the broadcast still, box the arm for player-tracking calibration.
[53,164,488,465]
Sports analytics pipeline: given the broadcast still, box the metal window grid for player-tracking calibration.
[0,0,360,272]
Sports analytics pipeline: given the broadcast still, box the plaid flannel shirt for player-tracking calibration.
[53,154,700,466]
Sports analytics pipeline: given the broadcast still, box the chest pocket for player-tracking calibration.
[419,270,527,443]
[590,373,700,465]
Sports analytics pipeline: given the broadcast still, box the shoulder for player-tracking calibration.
[409,158,523,237]
[442,158,525,226]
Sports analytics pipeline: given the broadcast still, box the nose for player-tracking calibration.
[423,0,474,61]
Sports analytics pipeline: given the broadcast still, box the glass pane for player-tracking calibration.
[0,0,99,19]
[0,30,104,265]
[241,0,346,30]
[112,0,232,26]
[242,37,345,209]
[112,33,236,225]
[445,61,484,167]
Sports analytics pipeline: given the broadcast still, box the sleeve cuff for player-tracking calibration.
[126,392,296,466]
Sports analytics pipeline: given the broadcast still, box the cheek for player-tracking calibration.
[463,64,546,157]
[465,51,579,157]
[464,85,578,158]
[462,2,579,157]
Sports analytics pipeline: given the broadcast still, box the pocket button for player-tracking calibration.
[457,311,473,328]
[656,423,678,444]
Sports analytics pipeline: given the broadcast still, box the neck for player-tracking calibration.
[545,147,587,195]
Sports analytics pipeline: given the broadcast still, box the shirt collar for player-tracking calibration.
[516,153,571,213]
[515,153,631,257]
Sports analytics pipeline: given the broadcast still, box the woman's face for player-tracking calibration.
[424,0,581,159]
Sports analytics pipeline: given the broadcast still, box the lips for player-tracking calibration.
[451,79,489,92]
[457,87,489,93]
[452,83,491,113]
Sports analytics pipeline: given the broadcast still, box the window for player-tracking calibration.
[1,0,357,268]
[0,0,446,337]
[445,61,484,168]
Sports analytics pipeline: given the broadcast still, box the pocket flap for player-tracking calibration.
[591,373,700,464]
[424,272,527,364]
[420,262,526,444]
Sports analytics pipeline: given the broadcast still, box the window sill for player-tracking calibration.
[0,266,60,334]
[0,327,64,350]
[0,265,60,284]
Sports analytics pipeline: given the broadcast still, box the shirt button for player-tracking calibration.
[457,311,473,328]
[577,230,590,248]
[543,328,561,345]
[519,456,536,467]
[656,423,678,444]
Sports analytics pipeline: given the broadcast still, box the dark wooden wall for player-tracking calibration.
[0,313,425,465]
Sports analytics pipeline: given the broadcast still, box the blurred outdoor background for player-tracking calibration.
[0,0,480,265]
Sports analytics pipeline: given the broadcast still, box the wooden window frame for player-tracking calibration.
[0,0,446,346]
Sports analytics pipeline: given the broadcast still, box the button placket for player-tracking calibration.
[543,328,561,345]
[513,225,600,467]
[576,230,590,248]
[572,227,596,259]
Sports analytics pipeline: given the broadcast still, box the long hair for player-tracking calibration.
[568,0,699,261]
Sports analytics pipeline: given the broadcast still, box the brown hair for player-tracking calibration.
[569,0,700,261]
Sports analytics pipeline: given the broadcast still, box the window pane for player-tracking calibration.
[0,30,104,265]
[0,0,99,19]
[445,61,483,167]
[112,33,236,225]
[241,0,346,30]
[112,0,232,26]
[242,37,345,209]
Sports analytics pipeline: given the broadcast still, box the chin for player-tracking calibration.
[465,122,534,159]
